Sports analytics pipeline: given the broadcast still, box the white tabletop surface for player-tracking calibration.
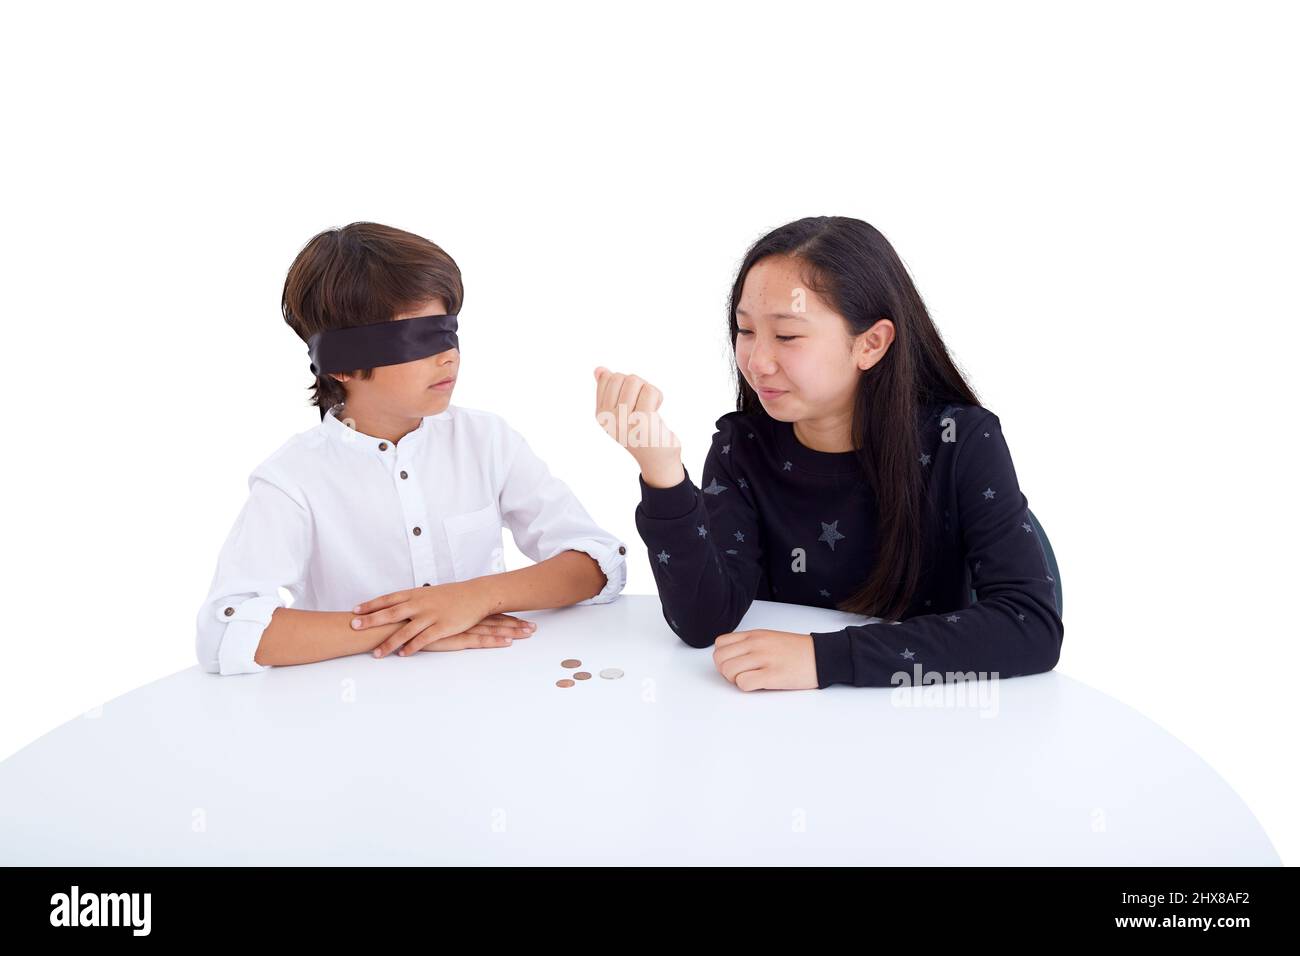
[0,594,1280,865]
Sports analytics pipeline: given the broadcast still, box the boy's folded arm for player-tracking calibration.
[495,427,628,609]
[250,607,403,667]
[196,473,319,675]
[468,548,613,616]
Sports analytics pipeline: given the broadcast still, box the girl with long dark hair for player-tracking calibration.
[594,216,1063,690]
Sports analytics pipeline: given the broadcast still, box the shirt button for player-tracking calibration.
[378,442,389,451]
[618,545,626,555]
[400,470,408,480]
[422,582,430,587]
[223,606,234,616]
[413,526,422,536]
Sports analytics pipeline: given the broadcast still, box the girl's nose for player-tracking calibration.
[747,346,777,376]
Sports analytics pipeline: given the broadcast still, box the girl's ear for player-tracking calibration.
[854,318,896,371]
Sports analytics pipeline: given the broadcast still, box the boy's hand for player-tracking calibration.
[415,613,537,652]
[351,581,533,657]
[593,366,685,488]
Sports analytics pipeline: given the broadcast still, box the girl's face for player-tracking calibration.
[330,297,459,418]
[735,254,892,424]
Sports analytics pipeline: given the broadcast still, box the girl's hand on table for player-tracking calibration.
[712,629,819,690]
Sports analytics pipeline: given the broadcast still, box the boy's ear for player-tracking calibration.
[329,372,351,384]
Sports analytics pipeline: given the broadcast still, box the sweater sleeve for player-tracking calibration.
[634,415,763,647]
[809,410,1064,688]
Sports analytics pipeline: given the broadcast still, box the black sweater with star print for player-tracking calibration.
[633,402,1064,688]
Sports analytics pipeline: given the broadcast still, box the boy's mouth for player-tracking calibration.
[429,377,456,391]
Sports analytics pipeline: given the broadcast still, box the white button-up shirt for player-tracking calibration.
[196,403,628,675]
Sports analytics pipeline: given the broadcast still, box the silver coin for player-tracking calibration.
[599,668,624,680]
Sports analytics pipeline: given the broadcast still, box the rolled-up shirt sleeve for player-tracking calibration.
[497,429,627,605]
[195,471,313,675]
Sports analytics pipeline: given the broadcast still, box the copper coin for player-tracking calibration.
[574,671,592,680]
[556,678,575,688]
[561,659,581,668]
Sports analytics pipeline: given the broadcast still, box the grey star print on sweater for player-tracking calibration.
[633,402,1064,688]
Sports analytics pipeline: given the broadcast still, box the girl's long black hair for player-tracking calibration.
[729,216,980,621]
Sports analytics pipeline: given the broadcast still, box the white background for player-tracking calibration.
[1,1,1295,863]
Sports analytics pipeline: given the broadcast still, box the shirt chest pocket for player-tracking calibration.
[442,503,505,581]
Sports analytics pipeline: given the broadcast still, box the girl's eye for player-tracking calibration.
[735,329,799,342]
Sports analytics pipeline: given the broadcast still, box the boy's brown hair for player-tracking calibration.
[281,221,464,413]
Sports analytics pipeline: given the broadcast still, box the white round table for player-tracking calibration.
[0,595,1280,865]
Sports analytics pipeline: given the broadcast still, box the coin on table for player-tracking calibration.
[574,671,592,680]
[561,659,581,669]
[556,678,575,688]
[599,668,624,680]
